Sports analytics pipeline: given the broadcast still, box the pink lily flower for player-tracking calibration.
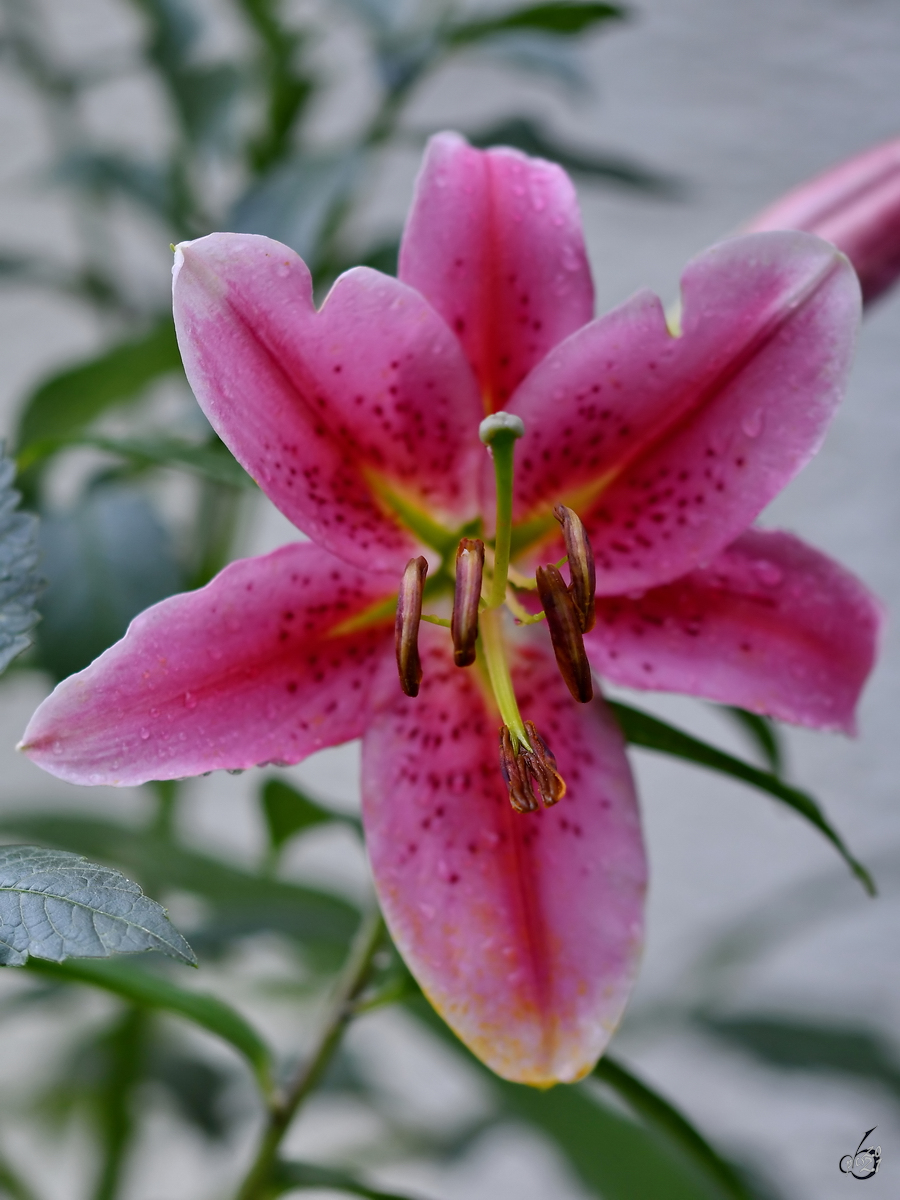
[20,133,881,1086]
[745,135,900,304]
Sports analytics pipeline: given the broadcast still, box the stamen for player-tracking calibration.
[451,538,484,667]
[499,726,539,813]
[553,505,596,632]
[395,556,428,697]
[499,721,567,812]
[535,564,594,703]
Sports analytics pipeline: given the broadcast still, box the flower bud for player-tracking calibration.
[536,564,594,703]
[554,505,596,632]
[395,556,428,697]
[744,136,900,304]
[451,538,484,667]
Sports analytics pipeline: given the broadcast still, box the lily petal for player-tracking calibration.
[362,627,646,1085]
[745,136,900,304]
[585,528,883,733]
[399,132,594,410]
[174,233,484,572]
[20,543,395,786]
[510,232,860,592]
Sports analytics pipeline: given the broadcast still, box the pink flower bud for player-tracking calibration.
[745,136,900,304]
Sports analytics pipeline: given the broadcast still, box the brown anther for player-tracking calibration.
[522,721,567,806]
[554,504,596,632]
[499,723,567,812]
[499,726,538,813]
[535,563,594,703]
[395,556,428,697]
[451,537,484,667]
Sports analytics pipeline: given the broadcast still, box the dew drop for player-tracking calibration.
[753,560,784,587]
[742,408,764,438]
[184,692,198,710]
[140,728,150,740]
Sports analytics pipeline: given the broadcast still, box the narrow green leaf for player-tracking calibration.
[609,701,874,895]
[82,434,256,490]
[698,1014,900,1105]
[272,1160,423,1199]
[261,779,340,853]
[16,317,182,456]
[0,815,360,952]
[449,2,625,46]
[720,707,783,775]
[0,845,195,966]
[0,451,41,674]
[467,116,679,194]
[26,957,273,1093]
[0,1147,41,1200]
[595,1056,753,1200]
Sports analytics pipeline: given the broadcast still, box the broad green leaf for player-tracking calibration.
[609,701,874,895]
[26,957,273,1093]
[0,452,41,673]
[0,845,195,966]
[698,1014,900,1106]
[16,317,183,457]
[232,152,361,267]
[721,707,783,775]
[0,815,360,953]
[408,998,733,1200]
[261,779,342,853]
[272,1160,422,1199]
[595,1056,753,1200]
[449,2,625,46]
[35,484,183,680]
[467,116,679,193]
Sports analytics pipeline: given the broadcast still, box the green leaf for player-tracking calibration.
[609,701,874,895]
[26,957,273,1093]
[261,779,342,853]
[595,1056,753,1200]
[721,707,783,775]
[16,317,183,457]
[0,451,41,673]
[0,815,360,953]
[698,1013,900,1106]
[449,2,625,46]
[0,845,195,966]
[35,483,183,680]
[407,998,734,1200]
[272,1160,423,1199]
[77,434,256,490]
[467,117,679,194]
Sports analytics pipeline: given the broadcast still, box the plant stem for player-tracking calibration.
[234,909,385,1200]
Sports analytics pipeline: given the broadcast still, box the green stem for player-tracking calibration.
[234,910,385,1200]
[487,431,517,609]
[479,608,528,748]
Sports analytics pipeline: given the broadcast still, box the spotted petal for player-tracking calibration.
[399,132,594,410]
[20,544,395,786]
[363,627,645,1085]
[509,232,861,592]
[174,233,484,573]
[585,529,883,733]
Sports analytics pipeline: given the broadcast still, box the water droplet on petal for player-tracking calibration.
[184,692,198,710]
[140,728,150,740]
[753,560,784,587]
[742,408,764,438]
